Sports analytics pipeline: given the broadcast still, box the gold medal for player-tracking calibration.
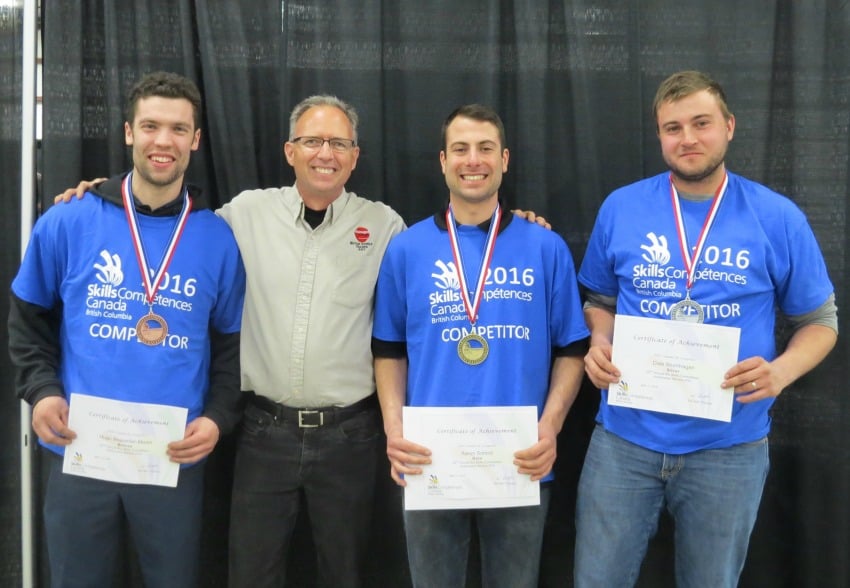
[446,205,501,366]
[457,333,489,365]
[136,310,168,346]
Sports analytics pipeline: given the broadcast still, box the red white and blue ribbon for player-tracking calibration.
[445,204,501,325]
[669,173,728,291]
[122,172,192,305]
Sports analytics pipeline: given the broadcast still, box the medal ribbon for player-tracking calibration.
[669,173,728,291]
[122,172,192,306]
[445,204,501,325]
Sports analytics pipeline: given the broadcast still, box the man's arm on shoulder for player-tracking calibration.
[53,178,107,204]
[512,209,551,229]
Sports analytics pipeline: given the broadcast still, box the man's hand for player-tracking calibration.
[385,433,432,487]
[584,342,621,390]
[722,356,786,403]
[32,396,76,446]
[512,209,552,230]
[167,416,220,464]
[514,421,558,481]
[53,178,107,204]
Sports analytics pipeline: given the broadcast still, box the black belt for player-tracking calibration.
[249,393,378,428]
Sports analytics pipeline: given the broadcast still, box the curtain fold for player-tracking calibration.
[0,2,24,584]
[41,0,206,208]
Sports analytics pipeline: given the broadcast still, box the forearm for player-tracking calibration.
[8,293,64,405]
[374,356,408,437]
[539,355,585,434]
[771,324,837,389]
[584,305,615,346]
[203,330,243,435]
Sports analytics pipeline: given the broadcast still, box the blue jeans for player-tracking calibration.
[43,450,204,588]
[228,399,381,588]
[403,485,551,588]
[574,425,770,588]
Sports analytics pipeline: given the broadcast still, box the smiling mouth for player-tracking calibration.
[462,174,486,181]
[314,167,336,175]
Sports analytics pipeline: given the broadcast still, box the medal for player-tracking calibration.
[122,173,191,346]
[668,174,728,324]
[457,333,489,365]
[670,294,705,323]
[446,204,501,365]
[136,310,169,345]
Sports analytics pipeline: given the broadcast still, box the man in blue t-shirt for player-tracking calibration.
[372,104,589,587]
[575,70,837,587]
[9,72,245,588]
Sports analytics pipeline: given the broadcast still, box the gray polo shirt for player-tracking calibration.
[218,185,405,408]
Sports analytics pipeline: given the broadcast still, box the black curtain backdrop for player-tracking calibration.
[0,1,24,584]
[0,0,846,586]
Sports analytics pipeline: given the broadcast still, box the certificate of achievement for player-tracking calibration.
[62,393,188,487]
[402,406,539,511]
[610,315,741,422]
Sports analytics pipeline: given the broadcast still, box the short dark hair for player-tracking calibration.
[441,104,507,150]
[652,70,732,126]
[125,71,202,130]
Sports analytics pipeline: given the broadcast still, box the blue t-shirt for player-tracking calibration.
[578,171,833,453]
[374,210,588,417]
[13,192,246,455]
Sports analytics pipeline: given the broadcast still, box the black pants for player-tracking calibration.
[228,399,382,588]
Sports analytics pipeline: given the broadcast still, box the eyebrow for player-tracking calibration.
[137,116,193,126]
[449,139,498,147]
[661,113,713,127]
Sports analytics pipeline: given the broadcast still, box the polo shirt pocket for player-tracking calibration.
[331,249,380,308]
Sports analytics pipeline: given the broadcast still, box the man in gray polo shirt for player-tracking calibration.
[219,95,405,588]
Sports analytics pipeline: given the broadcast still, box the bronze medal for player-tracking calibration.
[136,310,168,345]
[121,172,191,347]
[457,333,489,365]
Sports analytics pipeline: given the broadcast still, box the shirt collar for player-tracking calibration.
[291,184,349,226]
[432,200,514,234]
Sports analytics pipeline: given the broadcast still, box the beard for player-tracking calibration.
[666,150,726,186]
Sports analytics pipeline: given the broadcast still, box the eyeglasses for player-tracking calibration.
[291,136,356,152]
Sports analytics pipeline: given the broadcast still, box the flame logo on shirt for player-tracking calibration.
[431,260,460,290]
[93,250,124,285]
[640,233,671,265]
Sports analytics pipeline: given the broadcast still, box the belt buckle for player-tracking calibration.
[298,409,323,428]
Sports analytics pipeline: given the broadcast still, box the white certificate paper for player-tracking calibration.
[610,315,741,422]
[62,393,188,487]
[402,406,539,511]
